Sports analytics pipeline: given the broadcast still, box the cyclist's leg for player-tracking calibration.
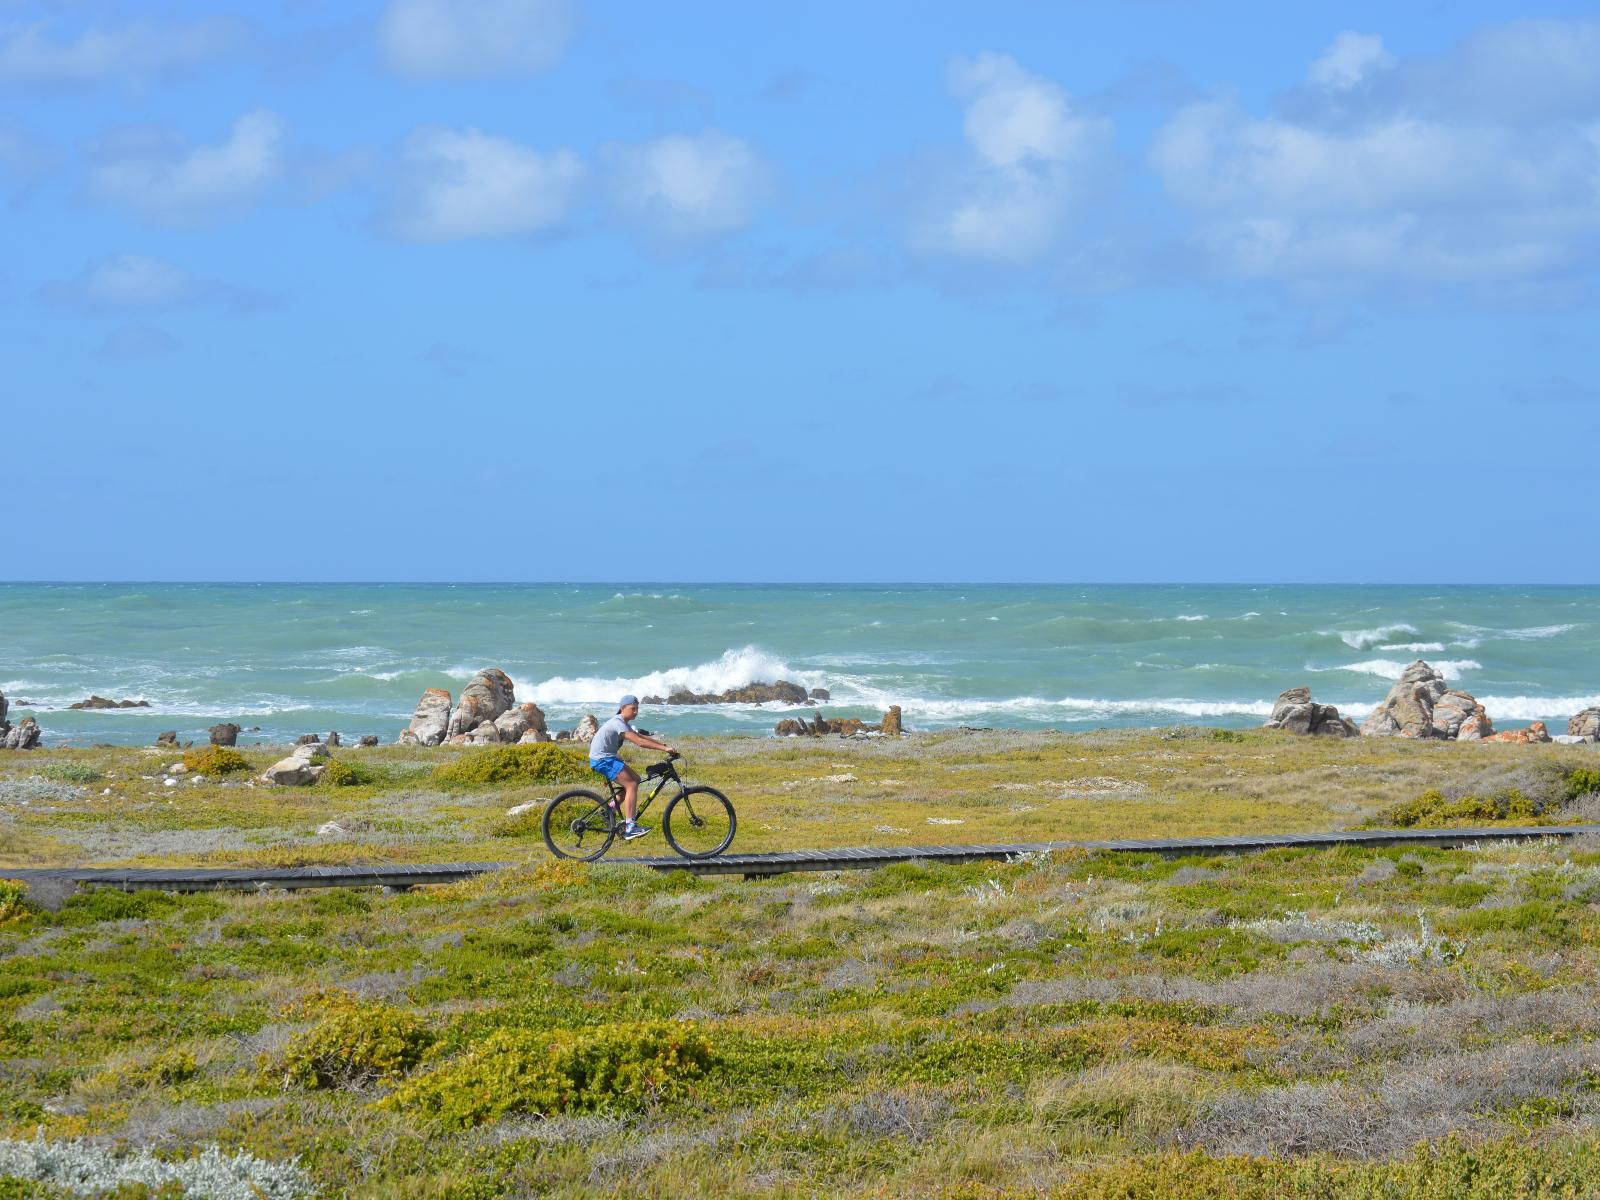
[617,765,641,822]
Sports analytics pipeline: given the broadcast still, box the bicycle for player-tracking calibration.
[541,752,737,861]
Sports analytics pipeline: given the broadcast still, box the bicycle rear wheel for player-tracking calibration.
[542,789,617,861]
[662,785,736,858]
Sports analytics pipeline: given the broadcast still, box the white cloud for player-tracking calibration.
[1307,32,1392,91]
[0,17,243,85]
[42,254,204,308]
[603,131,770,245]
[912,53,1113,263]
[378,0,573,80]
[41,254,272,313]
[89,109,286,228]
[1150,21,1600,285]
[387,125,583,241]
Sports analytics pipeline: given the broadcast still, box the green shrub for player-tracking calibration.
[431,743,590,787]
[0,880,35,926]
[181,745,252,776]
[320,758,377,787]
[34,761,103,784]
[275,994,434,1090]
[381,1020,714,1128]
[1564,766,1600,802]
[1378,788,1549,829]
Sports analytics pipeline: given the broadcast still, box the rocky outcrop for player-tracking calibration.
[1,717,40,750]
[775,713,875,737]
[810,688,831,701]
[1483,721,1552,744]
[493,702,547,744]
[324,731,341,748]
[518,729,552,743]
[156,731,179,747]
[1568,708,1600,742]
[1360,661,1491,740]
[209,723,240,746]
[69,696,150,710]
[573,714,599,743]
[643,680,810,706]
[448,669,516,738]
[296,733,321,746]
[1263,687,1360,737]
[404,688,453,746]
[260,742,328,786]
[0,689,8,744]
[881,705,903,737]
[358,735,379,747]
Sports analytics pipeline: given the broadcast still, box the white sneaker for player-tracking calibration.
[621,823,652,841]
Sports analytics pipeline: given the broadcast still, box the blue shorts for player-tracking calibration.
[590,755,626,781]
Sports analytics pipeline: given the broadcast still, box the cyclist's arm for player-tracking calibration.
[622,730,675,754]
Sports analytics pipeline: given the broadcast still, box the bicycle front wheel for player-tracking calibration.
[542,789,616,861]
[662,786,736,859]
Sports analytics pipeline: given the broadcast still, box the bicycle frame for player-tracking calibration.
[600,757,684,822]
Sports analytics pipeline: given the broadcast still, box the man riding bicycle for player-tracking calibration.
[589,695,677,841]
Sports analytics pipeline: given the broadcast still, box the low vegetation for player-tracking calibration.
[430,742,590,787]
[3,730,1600,1195]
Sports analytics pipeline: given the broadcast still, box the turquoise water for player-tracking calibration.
[1,583,1597,746]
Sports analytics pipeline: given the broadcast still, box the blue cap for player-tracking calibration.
[618,694,639,710]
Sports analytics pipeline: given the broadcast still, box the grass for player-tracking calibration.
[3,730,1600,1195]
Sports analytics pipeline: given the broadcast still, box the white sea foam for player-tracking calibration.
[518,646,806,707]
[1477,695,1600,721]
[1374,642,1446,653]
[1308,658,1481,681]
[1448,622,1578,642]
[1336,624,1419,650]
[1175,614,1207,621]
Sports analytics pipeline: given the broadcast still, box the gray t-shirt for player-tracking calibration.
[590,714,634,760]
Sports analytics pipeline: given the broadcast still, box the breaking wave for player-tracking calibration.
[1309,659,1482,681]
[1336,624,1419,650]
[519,646,805,707]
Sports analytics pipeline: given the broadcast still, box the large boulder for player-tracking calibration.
[646,680,812,706]
[404,688,453,746]
[573,714,600,743]
[69,696,150,710]
[261,743,328,786]
[1432,691,1493,741]
[448,669,516,737]
[881,705,903,737]
[1568,708,1600,742]
[209,723,240,746]
[1361,661,1484,740]
[1263,687,1360,737]
[1,717,40,750]
[466,720,500,745]
[1484,721,1553,745]
[518,729,552,744]
[493,702,547,744]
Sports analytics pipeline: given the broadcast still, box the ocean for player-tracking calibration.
[1,583,1597,747]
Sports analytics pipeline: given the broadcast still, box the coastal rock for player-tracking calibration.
[398,728,419,746]
[296,734,321,746]
[493,702,547,744]
[651,680,812,706]
[358,735,379,747]
[1568,707,1600,742]
[261,743,328,786]
[466,720,500,745]
[1360,661,1476,739]
[810,688,831,701]
[324,731,341,748]
[1432,691,1492,741]
[573,714,599,743]
[405,688,453,747]
[518,729,552,744]
[448,669,516,738]
[156,731,179,747]
[1484,721,1553,745]
[881,706,903,737]
[774,713,873,737]
[1,718,41,750]
[1263,687,1360,737]
[69,696,151,710]
[209,723,240,747]
[0,689,7,731]
[774,719,806,736]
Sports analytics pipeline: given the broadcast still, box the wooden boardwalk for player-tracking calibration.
[5,824,1594,894]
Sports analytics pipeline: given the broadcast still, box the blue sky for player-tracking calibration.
[4,1,1598,583]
